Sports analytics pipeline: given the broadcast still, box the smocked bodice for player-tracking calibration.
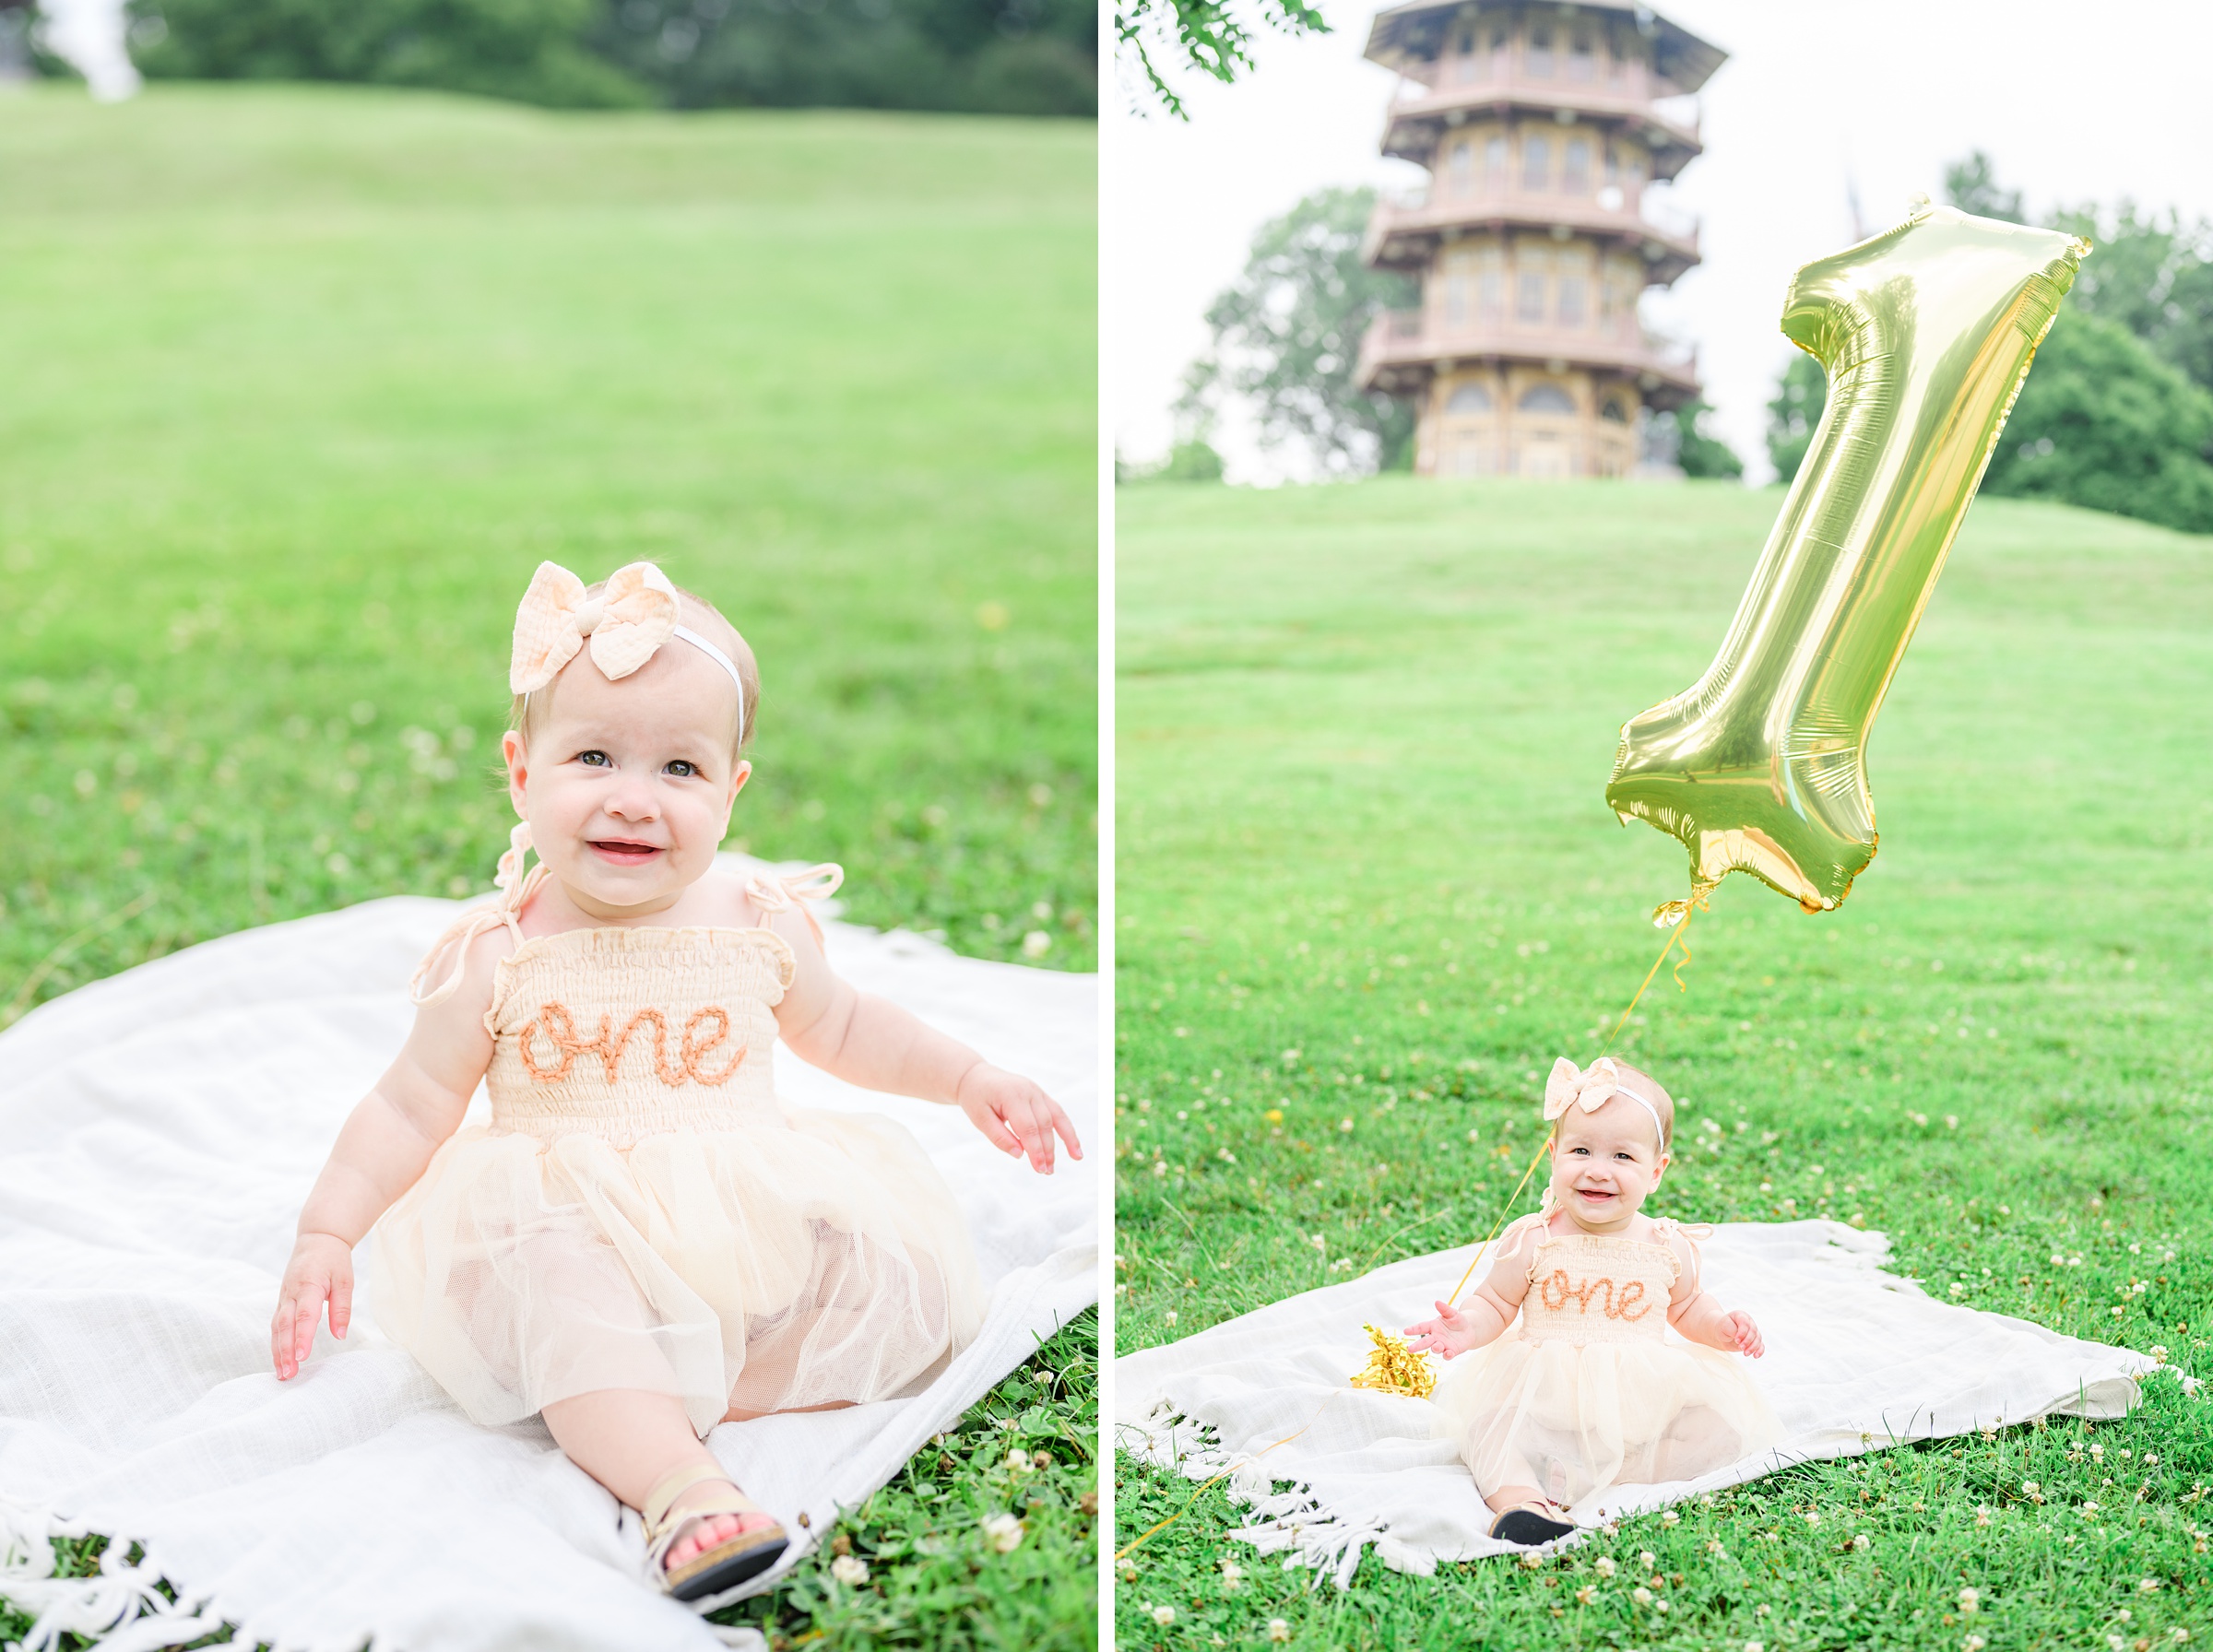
[483,925,795,1149]
[1519,1231,1679,1347]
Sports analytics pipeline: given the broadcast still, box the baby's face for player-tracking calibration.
[504,643,746,916]
[1549,1094,1668,1226]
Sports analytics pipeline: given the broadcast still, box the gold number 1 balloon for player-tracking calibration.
[1606,204,2090,912]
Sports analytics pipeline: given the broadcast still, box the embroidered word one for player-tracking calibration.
[518,1000,745,1088]
[1537,1268,1651,1322]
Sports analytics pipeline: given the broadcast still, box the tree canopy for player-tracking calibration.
[1178,186,1417,478]
[125,0,1096,114]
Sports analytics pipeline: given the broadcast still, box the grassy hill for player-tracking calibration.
[1115,478,2212,1648]
[0,84,1095,1650]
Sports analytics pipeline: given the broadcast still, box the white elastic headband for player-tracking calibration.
[1613,1090,1669,1152]
[671,623,748,747]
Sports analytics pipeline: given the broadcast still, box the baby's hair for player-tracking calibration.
[507,580,759,765]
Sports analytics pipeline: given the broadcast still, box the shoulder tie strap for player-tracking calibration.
[744,862,843,950]
[409,823,539,1007]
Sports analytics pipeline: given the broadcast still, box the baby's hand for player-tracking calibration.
[272,1232,354,1380]
[957,1064,1083,1174]
[1724,1310,1765,1359]
[1403,1299,1478,1360]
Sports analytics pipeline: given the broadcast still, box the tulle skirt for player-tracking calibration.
[368,1109,986,1437]
[1431,1327,1781,1509]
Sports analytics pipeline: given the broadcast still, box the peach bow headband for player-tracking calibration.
[509,560,746,744]
[1543,1056,1666,1150]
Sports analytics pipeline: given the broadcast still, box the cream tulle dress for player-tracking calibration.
[1431,1212,1781,1510]
[367,862,986,1437]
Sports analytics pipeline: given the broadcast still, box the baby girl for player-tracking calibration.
[1404,1056,1778,1544]
[270,561,1080,1600]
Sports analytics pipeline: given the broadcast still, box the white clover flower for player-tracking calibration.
[830,1554,869,1585]
[1660,1509,1680,1527]
[1965,1637,1986,1652]
[1574,1585,1595,1604]
[1656,1600,1671,1614]
[1746,1642,1765,1652]
[1221,1560,1243,1590]
[983,1512,1024,1552]
[1852,1533,1871,1552]
[1632,1587,1653,1605]
[1267,1621,1291,1644]
[1152,1604,1175,1625]
[1005,1447,1031,1471]
[2140,1577,2162,1593]
[1804,1511,1821,1527]
[1639,1550,1657,1568]
[1959,1587,1979,1613]
[1593,1556,1616,1577]
[1975,1505,1992,1528]
[1520,1551,1543,1570]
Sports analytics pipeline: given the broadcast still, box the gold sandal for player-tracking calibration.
[643,1462,789,1600]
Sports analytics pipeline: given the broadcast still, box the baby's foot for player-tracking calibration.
[662,1479,779,1572]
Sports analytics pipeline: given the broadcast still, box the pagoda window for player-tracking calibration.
[1605,30,1627,79]
[1476,249,1506,323]
[1516,249,1549,324]
[1527,25,1553,77]
[1490,24,1509,77]
[1484,135,1509,189]
[1568,32,1595,80]
[1563,137,1592,194]
[1450,27,1477,84]
[1557,274,1589,327]
[1448,139,1473,195]
[1446,384,1494,415]
[1521,133,1551,191]
[1601,396,1632,423]
[1519,384,1577,414]
[1604,145,1618,184]
[1445,273,1470,328]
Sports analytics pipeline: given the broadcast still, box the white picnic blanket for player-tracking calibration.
[1117,1221,2168,1585]
[0,869,1098,1652]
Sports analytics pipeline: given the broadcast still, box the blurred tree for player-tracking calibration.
[130,0,1094,113]
[1116,0,1325,120]
[2050,202,2213,397]
[1648,396,1742,480]
[1765,351,1826,485]
[1943,149,2025,224]
[1118,439,1225,484]
[1981,311,2213,535]
[1179,187,1417,478]
[131,0,653,106]
[590,0,1094,115]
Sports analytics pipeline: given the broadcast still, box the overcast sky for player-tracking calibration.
[1109,0,2213,483]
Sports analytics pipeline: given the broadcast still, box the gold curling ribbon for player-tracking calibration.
[1348,884,1713,1389]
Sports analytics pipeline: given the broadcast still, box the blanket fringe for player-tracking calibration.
[1122,1399,1408,1587]
[1,1497,223,1652]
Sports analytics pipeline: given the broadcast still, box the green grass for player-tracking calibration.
[1113,478,2213,1649]
[0,83,1095,1647]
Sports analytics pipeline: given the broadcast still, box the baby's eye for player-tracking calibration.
[575,749,610,768]
[664,759,699,778]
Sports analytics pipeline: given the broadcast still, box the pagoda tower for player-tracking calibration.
[1355,0,1726,478]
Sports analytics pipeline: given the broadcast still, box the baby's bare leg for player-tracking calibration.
[1485,1483,1547,1516]
[543,1388,775,1571]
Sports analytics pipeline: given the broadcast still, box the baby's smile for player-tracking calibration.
[589,836,667,866]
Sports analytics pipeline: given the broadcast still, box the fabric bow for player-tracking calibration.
[509,560,680,695]
[1543,1056,1630,1121]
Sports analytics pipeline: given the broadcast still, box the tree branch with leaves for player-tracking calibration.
[1116,0,1326,119]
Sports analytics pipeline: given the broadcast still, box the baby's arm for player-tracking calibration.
[1402,1220,1539,1359]
[767,900,1081,1174]
[1663,1228,1764,1357]
[270,932,501,1379]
